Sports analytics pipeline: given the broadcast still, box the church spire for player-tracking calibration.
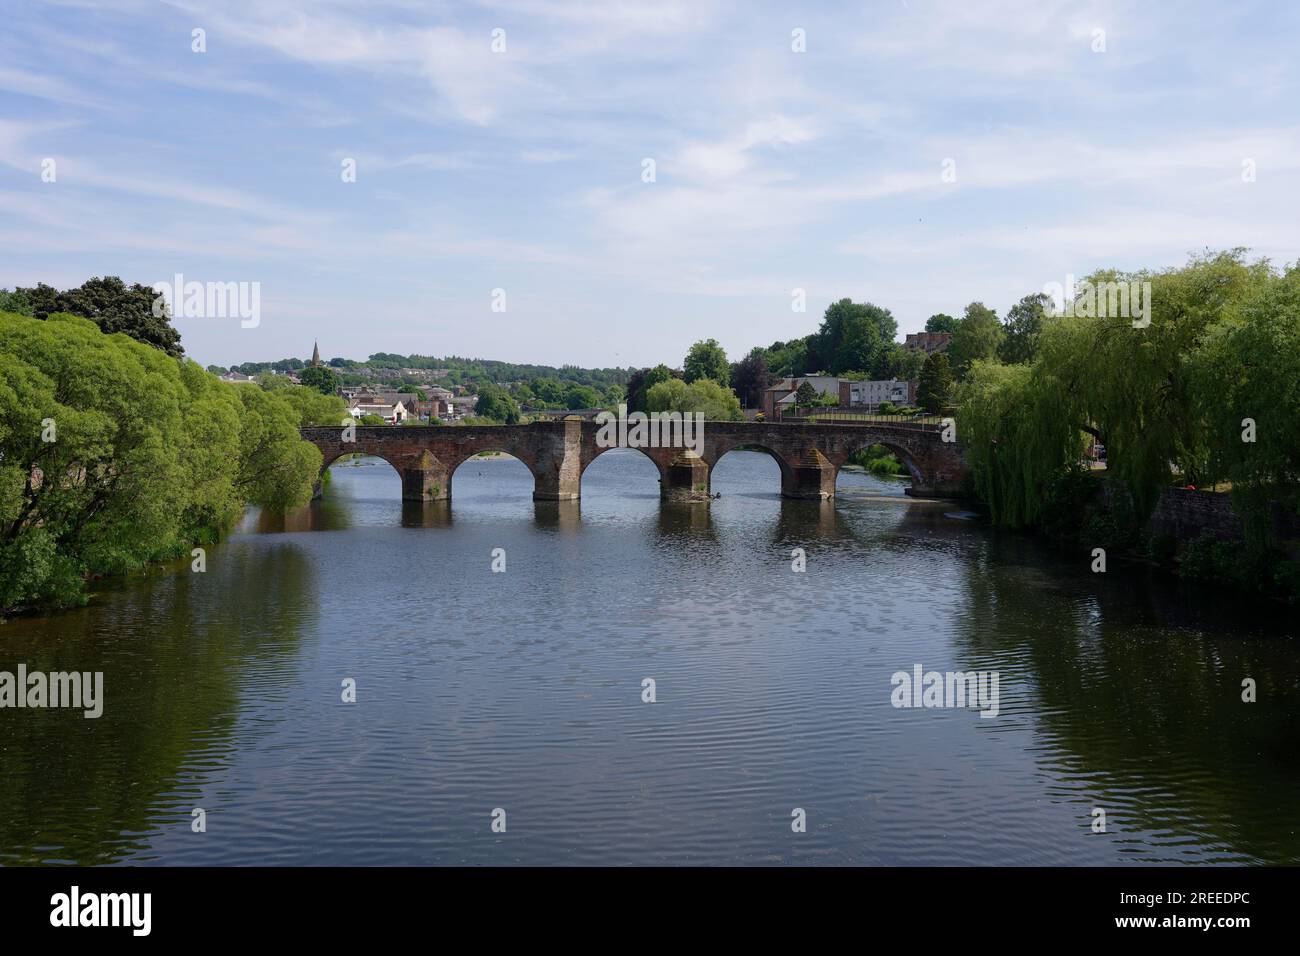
[311,340,321,366]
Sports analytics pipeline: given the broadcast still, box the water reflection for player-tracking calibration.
[5,450,1298,866]
[656,501,715,538]
[402,500,453,528]
[250,497,351,533]
[951,532,1300,863]
[0,545,315,865]
[533,500,582,532]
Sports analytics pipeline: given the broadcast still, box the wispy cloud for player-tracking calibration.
[1,0,1297,366]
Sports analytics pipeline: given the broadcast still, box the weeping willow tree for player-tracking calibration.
[959,250,1287,533]
[957,360,1085,528]
[1035,251,1273,518]
[1188,264,1300,550]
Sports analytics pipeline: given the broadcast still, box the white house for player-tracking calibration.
[847,379,913,408]
[349,401,410,424]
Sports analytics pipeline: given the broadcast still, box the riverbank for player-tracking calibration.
[997,473,1300,603]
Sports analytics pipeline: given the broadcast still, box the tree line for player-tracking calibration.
[956,250,1300,601]
[0,286,347,614]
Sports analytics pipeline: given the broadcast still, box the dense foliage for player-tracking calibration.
[473,383,521,423]
[956,252,1300,593]
[947,302,1003,380]
[15,277,184,358]
[298,364,339,395]
[916,352,954,414]
[0,311,323,613]
[645,378,743,420]
[682,338,730,385]
[729,349,771,409]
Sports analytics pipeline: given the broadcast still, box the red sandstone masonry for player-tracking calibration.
[301,420,970,502]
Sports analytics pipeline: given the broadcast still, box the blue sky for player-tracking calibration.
[2,0,1298,369]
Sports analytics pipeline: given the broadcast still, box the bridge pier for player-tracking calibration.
[532,419,582,500]
[400,451,450,501]
[781,449,837,500]
[533,470,581,501]
[662,451,711,502]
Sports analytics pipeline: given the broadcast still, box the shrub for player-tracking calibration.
[869,457,903,477]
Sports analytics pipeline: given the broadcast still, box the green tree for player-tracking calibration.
[0,289,33,316]
[511,382,537,407]
[683,338,729,384]
[232,385,323,510]
[762,338,810,378]
[473,383,520,423]
[917,352,954,414]
[925,313,959,334]
[531,377,565,406]
[956,250,1292,541]
[948,302,1004,380]
[0,310,319,612]
[16,277,184,357]
[298,365,339,395]
[259,376,349,426]
[794,381,819,406]
[1000,293,1051,365]
[881,342,925,381]
[645,378,743,420]
[835,314,884,376]
[563,384,602,409]
[956,360,1085,528]
[628,364,676,412]
[1189,265,1300,510]
[811,300,896,374]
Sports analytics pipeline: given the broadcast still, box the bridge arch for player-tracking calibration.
[446,447,541,500]
[317,448,448,500]
[708,443,795,497]
[834,434,926,489]
[580,443,667,486]
[299,421,968,505]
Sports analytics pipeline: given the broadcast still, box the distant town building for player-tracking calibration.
[764,375,918,418]
[310,340,322,366]
[902,331,951,354]
[763,376,843,418]
[219,370,256,384]
[845,378,914,408]
[349,401,411,424]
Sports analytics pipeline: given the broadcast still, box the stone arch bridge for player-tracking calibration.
[301,420,968,502]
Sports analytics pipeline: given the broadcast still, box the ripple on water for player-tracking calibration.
[1,450,1297,865]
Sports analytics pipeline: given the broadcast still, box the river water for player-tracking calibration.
[2,449,1297,866]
